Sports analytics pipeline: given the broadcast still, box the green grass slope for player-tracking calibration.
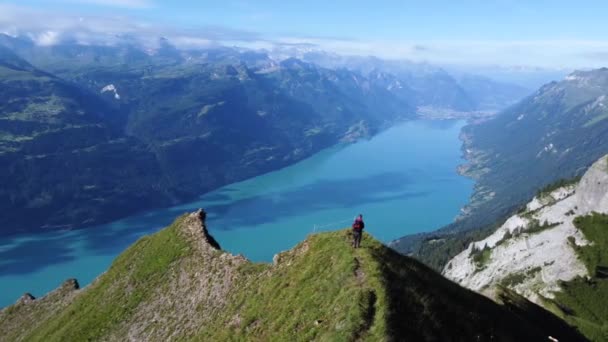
[548,213,608,341]
[0,211,587,341]
[22,217,190,341]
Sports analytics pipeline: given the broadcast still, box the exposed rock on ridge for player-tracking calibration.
[444,155,608,303]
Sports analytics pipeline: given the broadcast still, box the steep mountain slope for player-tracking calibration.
[0,210,585,341]
[392,68,608,269]
[0,47,172,233]
[444,155,608,341]
[0,38,415,235]
[460,68,608,229]
[51,56,414,208]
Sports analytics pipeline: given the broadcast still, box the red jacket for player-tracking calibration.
[352,218,365,231]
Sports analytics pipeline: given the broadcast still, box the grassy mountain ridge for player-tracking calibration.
[0,210,586,341]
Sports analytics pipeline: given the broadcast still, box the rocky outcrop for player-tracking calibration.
[110,210,247,341]
[59,278,79,292]
[192,209,221,251]
[16,294,35,306]
[444,155,608,303]
[0,278,80,341]
[576,156,608,213]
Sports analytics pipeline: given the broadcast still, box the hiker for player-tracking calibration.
[352,214,365,248]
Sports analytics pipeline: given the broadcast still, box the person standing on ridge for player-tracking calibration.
[352,214,365,248]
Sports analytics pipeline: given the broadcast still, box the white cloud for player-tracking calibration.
[0,4,260,47]
[260,37,608,69]
[0,3,607,69]
[33,31,61,46]
[170,36,214,49]
[59,0,154,9]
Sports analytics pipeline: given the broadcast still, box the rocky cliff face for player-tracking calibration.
[0,210,585,341]
[444,155,608,318]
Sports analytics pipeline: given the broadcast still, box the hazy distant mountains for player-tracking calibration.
[0,34,532,235]
[1,34,532,113]
[298,52,531,112]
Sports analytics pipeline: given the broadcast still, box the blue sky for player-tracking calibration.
[1,0,608,68]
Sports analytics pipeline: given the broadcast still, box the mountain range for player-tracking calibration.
[0,34,530,235]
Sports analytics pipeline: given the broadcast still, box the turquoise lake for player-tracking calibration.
[0,119,473,307]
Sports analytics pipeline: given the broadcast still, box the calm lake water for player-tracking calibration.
[0,120,473,307]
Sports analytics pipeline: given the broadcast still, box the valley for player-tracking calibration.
[0,119,472,308]
[0,37,417,235]
[393,68,608,272]
[0,34,531,239]
[2,2,608,341]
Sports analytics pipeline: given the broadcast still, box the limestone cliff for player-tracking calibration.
[444,156,608,299]
[444,155,608,340]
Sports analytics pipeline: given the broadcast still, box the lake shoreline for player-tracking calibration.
[0,119,473,308]
[2,117,411,239]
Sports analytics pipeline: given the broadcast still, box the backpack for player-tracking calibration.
[353,220,362,231]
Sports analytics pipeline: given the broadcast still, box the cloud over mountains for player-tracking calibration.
[67,0,153,8]
[1,3,607,69]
